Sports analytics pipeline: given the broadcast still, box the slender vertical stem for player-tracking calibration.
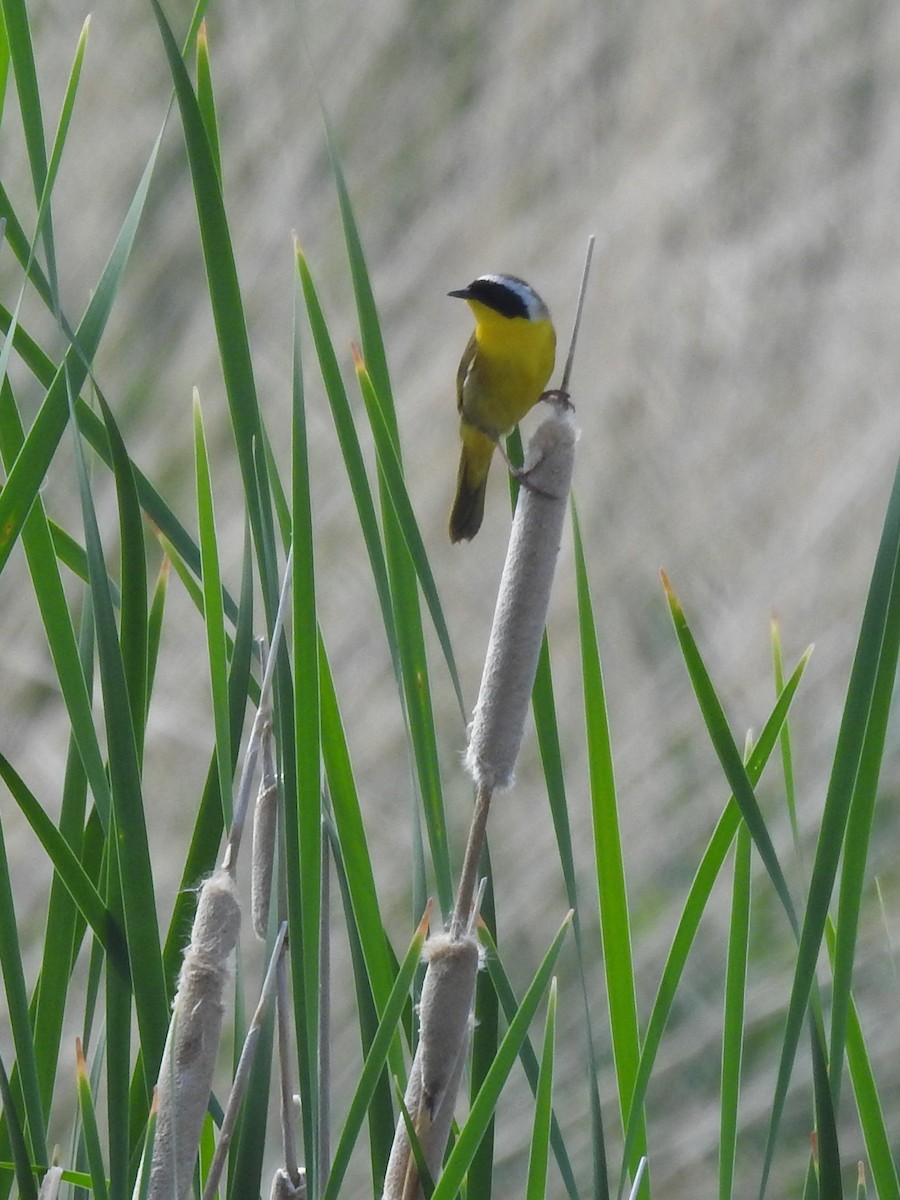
[450,785,492,939]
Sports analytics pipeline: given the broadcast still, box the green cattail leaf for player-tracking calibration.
[830,528,900,1098]
[0,378,113,828]
[619,645,811,1192]
[663,574,842,1199]
[294,247,397,684]
[315,146,453,910]
[719,822,751,1200]
[326,812,400,1193]
[0,14,89,401]
[162,524,253,988]
[194,21,221,182]
[824,919,900,1200]
[193,392,233,823]
[2,0,47,205]
[532,634,606,1200]
[354,354,464,718]
[30,604,94,1114]
[288,266,323,1190]
[133,1091,159,1200]
[70,392,168,1103]
[149,0,280,618]
[145,556,170,712]
[0,120,163,576]
[0,187,54,311]
[469,859,499,1200]
[323,116,393,423]
[35,13,90,276]
[318,637,404,1073]
[0,752,125,972]
[297,249,452,915]
[103,852,132,1197]
[573,506,646,1178]
[759,453,900,1198]
[663,570,844,1198]
[479,925,579,1200]
[75,1040,109,1200]
[97,392,149,761]
[525,978,558,1200]
[0,812,46,1165]
[0,1051,36,1200]
[662,572,799,935]
[770,619,801,851]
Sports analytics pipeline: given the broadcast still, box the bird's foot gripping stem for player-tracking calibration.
[497,440,558,499]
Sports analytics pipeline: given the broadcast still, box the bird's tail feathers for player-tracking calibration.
[449,433,495,542]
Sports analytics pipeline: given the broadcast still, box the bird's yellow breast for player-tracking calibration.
[459,300,556,438]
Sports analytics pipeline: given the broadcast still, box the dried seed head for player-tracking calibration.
[382,929,481,1200]
[145,870,241,1200]
[251,780,278,938]
[418,932,480,1119]
[466,410,578,790]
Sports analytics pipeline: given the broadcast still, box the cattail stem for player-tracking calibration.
[449,783,492,939]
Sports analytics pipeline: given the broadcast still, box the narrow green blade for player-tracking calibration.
[193,393,233,822]
[525,978,558,1200]
[573,507,646,1178]
[0,813,47,1162]
[719,822,751,1200]
[759,454,900,1197]
[619,646,811,1189]
[0,124,163,575]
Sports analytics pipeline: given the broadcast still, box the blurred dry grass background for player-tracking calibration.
[3,0,900,1193]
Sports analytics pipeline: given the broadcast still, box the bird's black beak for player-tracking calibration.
[447,287,472,300]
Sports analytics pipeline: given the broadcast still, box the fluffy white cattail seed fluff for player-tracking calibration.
[417,932,479,1119]
[466,409,578,790]
[145,870,241,1200]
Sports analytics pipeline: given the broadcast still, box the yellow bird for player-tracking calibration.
[448,274,557,542]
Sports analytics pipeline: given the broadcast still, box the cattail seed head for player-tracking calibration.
[382,933,480,1200]
[466,409,578,790]
[251,780,278,938]
[144,869,241,1200]
[417,932,480,1119]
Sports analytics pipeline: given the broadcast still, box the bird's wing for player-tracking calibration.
[456,333,477,414]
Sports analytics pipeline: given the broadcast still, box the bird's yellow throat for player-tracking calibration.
[468,300,556,390]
